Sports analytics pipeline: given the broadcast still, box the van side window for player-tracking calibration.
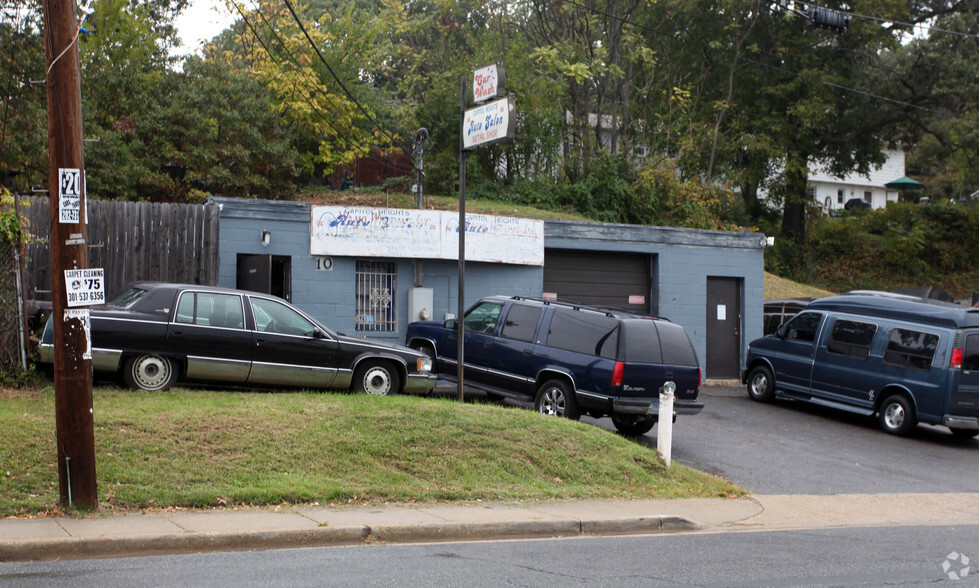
[782,312,821,343]
[883,328,939,371]
[500,304,541,343]
[963,334,979,371]
[547,309,619,359]
[826,319,877,360]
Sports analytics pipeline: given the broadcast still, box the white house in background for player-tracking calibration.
[760,148,908,211]
[810,148,907,211]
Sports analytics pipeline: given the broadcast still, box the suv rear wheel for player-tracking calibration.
[535,379,580,420]
[611,415,656,436]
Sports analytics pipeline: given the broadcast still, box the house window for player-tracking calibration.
[864,191,872,203]
[355,260,397,332]
[837,190,844,204]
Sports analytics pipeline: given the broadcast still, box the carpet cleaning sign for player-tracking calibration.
[64,268,105,307]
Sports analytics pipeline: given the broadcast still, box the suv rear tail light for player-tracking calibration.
[951,347,964,369]
[611,361,624,388]
[697,367,702,389]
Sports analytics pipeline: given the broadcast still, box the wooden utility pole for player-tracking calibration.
[43,0,97,509]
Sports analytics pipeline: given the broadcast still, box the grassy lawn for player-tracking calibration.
[765,272,835,300]
[0,385,741,517]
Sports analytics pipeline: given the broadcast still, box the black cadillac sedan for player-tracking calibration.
[39,282,437,395]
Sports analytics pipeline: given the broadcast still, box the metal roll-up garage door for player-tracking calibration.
[543,249,652,313]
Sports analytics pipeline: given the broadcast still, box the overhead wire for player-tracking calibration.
[280,0,410,156]
[230,0,359,144]
[232,0,412,174]
[252,0,411,171]
[787,0,979,40]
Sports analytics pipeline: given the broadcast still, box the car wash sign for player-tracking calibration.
[463,63,515,151]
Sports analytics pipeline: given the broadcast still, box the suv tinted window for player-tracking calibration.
[500,304,541,343]
[546,309,618,359]
[883,328,939,371]
[782,311,821,343]
[622,320,662,363]
[826,319,876,360]
[464,302,502,334]
[658,321,699,366]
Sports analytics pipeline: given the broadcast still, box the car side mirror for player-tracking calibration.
[444,318,457,330]
[775,324,788,338]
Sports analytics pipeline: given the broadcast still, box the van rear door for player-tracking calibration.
[949,332,979,420]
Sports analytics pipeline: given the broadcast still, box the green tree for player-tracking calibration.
[0,1,47,193]
[893,9,979,200]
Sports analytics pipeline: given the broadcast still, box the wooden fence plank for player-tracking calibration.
[20,197,219,302]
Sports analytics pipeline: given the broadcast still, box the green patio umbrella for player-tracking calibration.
[885,176,924,190]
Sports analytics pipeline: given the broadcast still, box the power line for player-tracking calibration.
[231,0,360,143]
[231,1,411,179]
[788,0,979,40]
[563,0,972,122]
[281,0,409,156]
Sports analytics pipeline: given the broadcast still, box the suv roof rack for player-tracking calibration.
[509,295,667,320]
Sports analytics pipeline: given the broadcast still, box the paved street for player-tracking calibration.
[585,383,979,495]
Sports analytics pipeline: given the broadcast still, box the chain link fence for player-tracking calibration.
[0,236,26,370]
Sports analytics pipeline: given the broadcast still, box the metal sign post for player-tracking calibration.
[457,75,467,402]
[456,63,515,403]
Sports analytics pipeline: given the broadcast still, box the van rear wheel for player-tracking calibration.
[746,365,775,402]
[878,394,916,436]
[611,415,656,436]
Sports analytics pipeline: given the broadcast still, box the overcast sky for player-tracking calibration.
[172,0,237,57]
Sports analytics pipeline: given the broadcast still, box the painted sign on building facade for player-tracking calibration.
[310,206,544,266]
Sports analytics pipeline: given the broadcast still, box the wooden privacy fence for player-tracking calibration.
[20,197,220,302]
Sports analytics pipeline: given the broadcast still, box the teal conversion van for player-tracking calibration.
[743,291,979,437]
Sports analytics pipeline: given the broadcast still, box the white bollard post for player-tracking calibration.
[657,381,676,467]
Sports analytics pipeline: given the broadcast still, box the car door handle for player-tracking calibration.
[523,349,533,355]
[483,342,492,348]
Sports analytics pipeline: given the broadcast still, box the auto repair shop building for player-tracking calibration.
[209,196,766,380]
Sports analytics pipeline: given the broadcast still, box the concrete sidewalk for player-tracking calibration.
[3,493,979,563]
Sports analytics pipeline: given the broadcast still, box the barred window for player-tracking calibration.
[355,261,397,332]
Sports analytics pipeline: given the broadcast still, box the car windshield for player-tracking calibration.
[107,286,150,309]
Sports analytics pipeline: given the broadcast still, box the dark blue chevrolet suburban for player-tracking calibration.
[405,296,703,435]
[744,291,979,437]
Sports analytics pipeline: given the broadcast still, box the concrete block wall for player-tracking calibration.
[544,220,767,376]
[209,198,766,363]
[211,197,543,344]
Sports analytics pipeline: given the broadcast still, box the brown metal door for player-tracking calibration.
[706,277,742,379]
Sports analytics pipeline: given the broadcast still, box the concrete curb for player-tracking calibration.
[0,516,699,562]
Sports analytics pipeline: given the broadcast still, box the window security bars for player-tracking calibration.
[355,261,397,332]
